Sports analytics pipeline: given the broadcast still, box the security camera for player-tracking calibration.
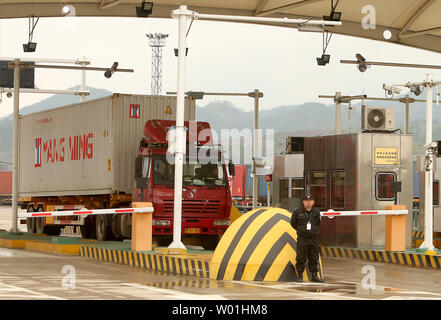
[104,62,118,78]
[383,84,401,95]
[356,53,368,72]
[424,141,441,157]
[410,85,423,96]
[6,92,12,98]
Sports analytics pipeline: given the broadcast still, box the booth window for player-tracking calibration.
[291,178,304,199]
[331,171,345,209]
[279,178,289,199]
[376,172,396,201]
[434,180,439,207]
[306,171,326,208]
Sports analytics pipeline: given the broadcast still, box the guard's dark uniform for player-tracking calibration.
[290,202,321,280]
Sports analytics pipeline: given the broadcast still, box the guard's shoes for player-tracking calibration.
[294,271,303,282]
[311,274,325,283]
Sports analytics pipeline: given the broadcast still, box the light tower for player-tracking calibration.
[146,33,168,95]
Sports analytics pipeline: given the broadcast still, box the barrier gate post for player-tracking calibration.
[131,202,153,252]
[385,205,407,252]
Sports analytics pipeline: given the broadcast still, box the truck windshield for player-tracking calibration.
[153,154,227,187]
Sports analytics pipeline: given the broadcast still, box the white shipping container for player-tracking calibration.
[19,94,196,197]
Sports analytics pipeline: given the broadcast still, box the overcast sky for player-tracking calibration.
[0,16,441,117]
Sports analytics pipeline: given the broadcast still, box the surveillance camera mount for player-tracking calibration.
[24,16,39,52]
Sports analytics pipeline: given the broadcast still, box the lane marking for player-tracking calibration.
[121,282,227,300]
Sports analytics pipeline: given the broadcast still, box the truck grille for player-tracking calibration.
[162,199,221,214]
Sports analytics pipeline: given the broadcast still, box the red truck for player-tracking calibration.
[129,119,233,249]
[19,94,233,249]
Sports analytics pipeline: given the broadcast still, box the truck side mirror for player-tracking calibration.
[228,162,235,176]
[135,157,143,177]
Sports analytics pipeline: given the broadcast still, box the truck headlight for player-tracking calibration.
[213,219,230,226]
[152,219,171,226]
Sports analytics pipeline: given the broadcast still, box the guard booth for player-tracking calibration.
[304,133,413,249]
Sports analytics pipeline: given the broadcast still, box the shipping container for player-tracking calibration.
[0,172,12,195]
[19,94,196,197]
[231,165,246,199]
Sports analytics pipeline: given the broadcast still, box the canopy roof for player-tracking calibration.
[1,0,441,53]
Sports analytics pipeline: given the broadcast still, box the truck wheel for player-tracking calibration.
[154,236,172,247]
[200,235,220,251]
[96,215,114,241]
[80,225,96,239]
[26,206,36,233]
[35,206,46,234]
[45,226,62,236]
[111,214,123,240]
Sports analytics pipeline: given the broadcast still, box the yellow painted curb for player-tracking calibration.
[25,241,81,255]
[154,247,187,255]
[0,238,46,249]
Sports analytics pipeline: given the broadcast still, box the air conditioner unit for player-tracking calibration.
[362,106,395,132]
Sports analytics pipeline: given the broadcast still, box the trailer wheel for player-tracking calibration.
[80,225,96,239]
[34,206,46,234]
[96,215,113,241]
[45,226,62,236]
[200,235,220,251]
[111,214,124,241]
[26,206,36,233]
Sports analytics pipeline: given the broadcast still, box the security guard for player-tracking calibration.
[290,194,324,283]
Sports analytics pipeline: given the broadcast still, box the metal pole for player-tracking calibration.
[421,74,435,252]
[335,92,341,134]
[10,59,20,233]
[80,56,87,102]
[169,5,190,250]
[405,95,410,134]
[252,89,260,209]
[267,181,271,207]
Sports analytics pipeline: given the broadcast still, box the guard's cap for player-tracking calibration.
[302,194,314,201]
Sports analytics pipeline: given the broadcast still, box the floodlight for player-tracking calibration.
[323,11,342,22]
[23,42,37,53]
[316,54,330,66]
[136,1,153,17]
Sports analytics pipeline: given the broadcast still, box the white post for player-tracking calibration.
[252,89,260,209]
[80,56,87,102]
[10,59,20,233]
[404,95,410,134]
[169,5,191,249]
[421,74,435,252]
[335,91,341,134]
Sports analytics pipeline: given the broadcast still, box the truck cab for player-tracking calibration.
[132,119,233,250]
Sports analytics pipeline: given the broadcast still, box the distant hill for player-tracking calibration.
[0,89,438,165]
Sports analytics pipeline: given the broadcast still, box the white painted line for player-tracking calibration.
[121,282,228,300]
[0,281,66,300]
